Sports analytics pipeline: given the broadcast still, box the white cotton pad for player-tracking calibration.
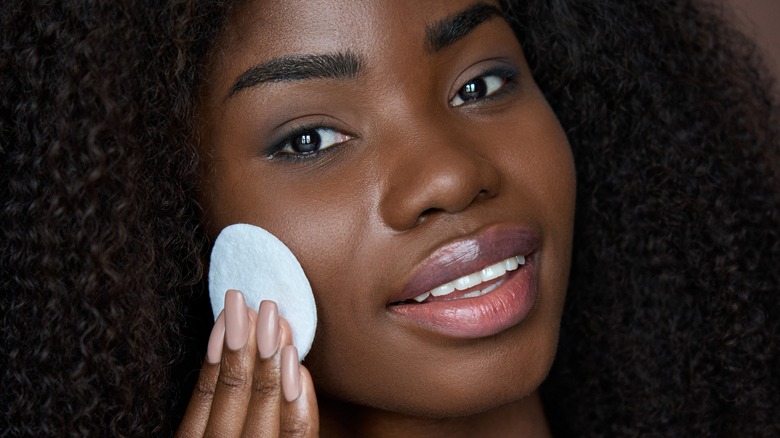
[208,223,316,360]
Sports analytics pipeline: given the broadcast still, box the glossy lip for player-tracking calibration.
[387,224,540,339]
[389,224,540,303]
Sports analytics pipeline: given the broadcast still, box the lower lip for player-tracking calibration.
[388,259,537,339]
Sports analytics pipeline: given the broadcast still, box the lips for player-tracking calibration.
[404,255,526,303]
[388,224,540,339]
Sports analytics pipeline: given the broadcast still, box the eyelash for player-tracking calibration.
[266,66,518,160]
[450,66,518,107]
[265,123,353,160]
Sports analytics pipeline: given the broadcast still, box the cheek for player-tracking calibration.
[201,153,377,303]
[508,102,576,295]
[488,97,576,344]
[483,92,576,239]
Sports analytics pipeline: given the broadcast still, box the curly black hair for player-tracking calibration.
[1,0,778,436]
[506,1,780,435]
[1,1,225,435]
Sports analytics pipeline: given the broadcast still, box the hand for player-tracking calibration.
[176,290,319,437]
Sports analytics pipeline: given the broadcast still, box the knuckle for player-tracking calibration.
[280,416,310,438]
[251,374,279,400]
[216,368,250,391]
[194,378,216,398]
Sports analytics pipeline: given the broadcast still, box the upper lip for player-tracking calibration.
[389,224,540,304]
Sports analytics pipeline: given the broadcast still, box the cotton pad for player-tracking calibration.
[209,223,316,360]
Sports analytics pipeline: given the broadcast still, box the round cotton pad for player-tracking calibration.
[209,223,317,360]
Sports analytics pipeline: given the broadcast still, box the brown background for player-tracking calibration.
[722,0,780,80]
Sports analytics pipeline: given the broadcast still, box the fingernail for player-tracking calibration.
[257,301,280,359]
[224,289,249,351]
[206,311,225,364]
[281,345,301,402]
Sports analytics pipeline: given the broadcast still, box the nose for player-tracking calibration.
[378,118,502,231]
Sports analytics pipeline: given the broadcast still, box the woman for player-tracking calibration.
[2,0,778,436]
[186,1,575,435]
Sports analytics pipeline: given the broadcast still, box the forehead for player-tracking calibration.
[207,0,504,87]
[224,0,378,56]
[222,0,502,52]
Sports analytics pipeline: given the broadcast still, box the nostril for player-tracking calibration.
[473,188,497,204]
[416,207,441,224]
[414,189,492,226]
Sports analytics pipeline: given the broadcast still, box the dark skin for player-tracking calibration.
[182,0,576,436]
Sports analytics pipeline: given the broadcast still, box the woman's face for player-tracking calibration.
[198,0,575,418]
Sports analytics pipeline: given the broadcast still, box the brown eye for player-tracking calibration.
[450,72,510,107]
[292,130,321,154]
[457,78,488,103]
[276,127,352,157]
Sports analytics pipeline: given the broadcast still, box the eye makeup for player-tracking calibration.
[264,123,353,160]
[450,64,518,107]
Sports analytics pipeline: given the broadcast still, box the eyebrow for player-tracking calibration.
[227,3,502,98]
[228,51,363,98]
[425,3,504,53]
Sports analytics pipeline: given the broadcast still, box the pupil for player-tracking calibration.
[459,78,486,101]
[292,130,321,154]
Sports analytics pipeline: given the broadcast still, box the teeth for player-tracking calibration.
[413,292,430,302]
[430,282,455,297]
[480,261,507,282]
[462,282,500,299]
[415,255,526,302]
[454,273,482,291]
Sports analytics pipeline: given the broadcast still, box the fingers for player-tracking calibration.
[242,306,318,437]
[280,366,319,437]
[204,289,258,437]
[241,300,284,435]
[281,345,300,402]
[176,291,319,437]
[277,319,318,437]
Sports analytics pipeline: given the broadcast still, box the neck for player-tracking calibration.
[319,391,551,438]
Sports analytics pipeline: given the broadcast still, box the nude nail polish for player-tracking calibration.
[224,289,249,351]
[281,345,301,402]
[206,311,225,364]
[257,300,280,359]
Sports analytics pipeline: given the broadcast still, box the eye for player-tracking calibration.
[272,127,352,157]
[450,71,512,107]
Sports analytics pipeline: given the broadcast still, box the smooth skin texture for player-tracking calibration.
[191,0,576,436]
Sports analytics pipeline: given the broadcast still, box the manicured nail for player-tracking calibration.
[257,300,280,359]
[224,289,249,351]
[281,345,301,402]
[206,311,225,364]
